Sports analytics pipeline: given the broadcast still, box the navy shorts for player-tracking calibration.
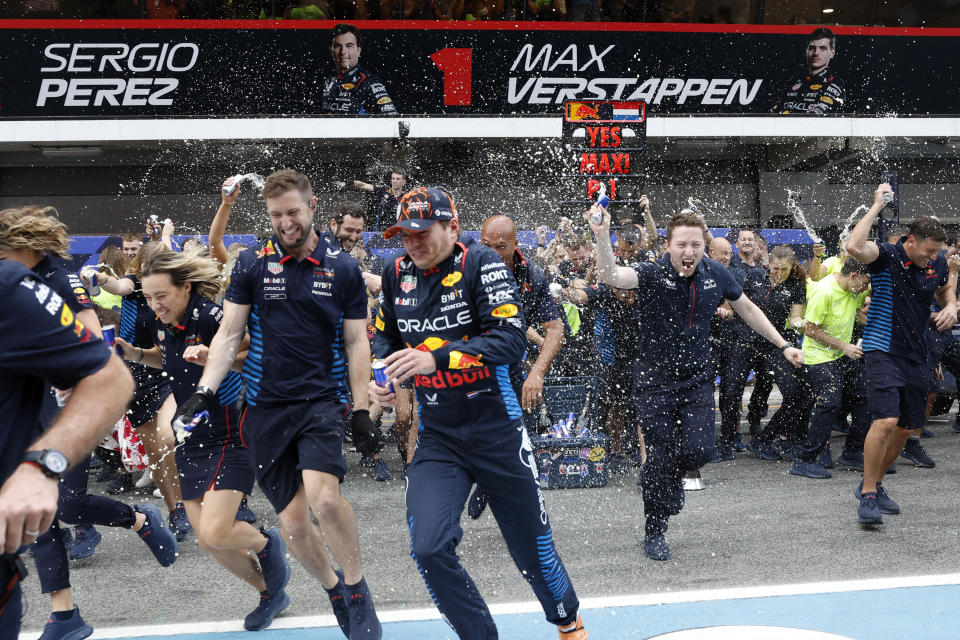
[239,399,349,513]
[176,406,254,501]
[128,363,172,428]
[864,351,928,430]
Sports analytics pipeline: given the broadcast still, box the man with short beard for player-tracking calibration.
[591,206,804,561]
[178,169,383,639]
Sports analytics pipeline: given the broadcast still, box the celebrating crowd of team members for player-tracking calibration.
[1,170,958,640]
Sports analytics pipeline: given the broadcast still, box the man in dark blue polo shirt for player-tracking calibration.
[591,207,804,561]
[467,214,565,517]
[846,184,958,526]
[0,260,132,640]
[177,170,382,639]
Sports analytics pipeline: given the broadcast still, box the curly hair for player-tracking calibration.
[0,205,70,258]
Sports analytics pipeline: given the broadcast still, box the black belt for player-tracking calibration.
[0,555,27,616]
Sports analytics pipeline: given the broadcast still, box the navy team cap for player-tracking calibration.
[384,186,458,239]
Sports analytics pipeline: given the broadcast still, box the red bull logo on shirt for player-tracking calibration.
[415,366,491,389]
[449,350,483,369]
[256,241,277,259]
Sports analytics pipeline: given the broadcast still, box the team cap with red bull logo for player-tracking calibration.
[384,186,458,239]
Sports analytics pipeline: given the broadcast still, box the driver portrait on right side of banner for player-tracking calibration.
[773,27,846,115]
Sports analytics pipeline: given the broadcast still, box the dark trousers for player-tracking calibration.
[715,339,756,448]
[728,341,809,444]
[748,364,775,425]
[634,365,715,520]
[406,423,579,639]
[797,357,870,462]
[32,457,136,593]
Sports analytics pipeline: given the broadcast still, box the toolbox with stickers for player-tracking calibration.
[530,433,610,489]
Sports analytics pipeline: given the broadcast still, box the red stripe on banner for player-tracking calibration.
[1,19,960,37]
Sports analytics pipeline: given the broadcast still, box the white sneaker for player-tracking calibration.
[135,470,155,489]
[153,487,162,499]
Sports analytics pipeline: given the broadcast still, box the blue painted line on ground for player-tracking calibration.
[120,583,959,640]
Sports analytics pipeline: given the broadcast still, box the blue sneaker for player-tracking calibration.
[732,434,747,452]
[710,447,735,463]
[346,577,382,640]
[790,460,831,479]
[900,439,936,468]
[817,445,835,470]
[38,607,92,640]
[857,493,883,526]
[325,569,351,639]
[236,498,257,523]
[746,439,779,461]
[257,528,291,596]
[855,480,900,515]
[68,525,101,561]
[88,453,104,469]
[920,427,934,438]
[373,458,391,482]
[467,485,488,520]
[244,590,290,631]
[643,534,670,561]
[135,503,178,567]
[885,461,898,474]
[837,451,864,471]
[169,502,193,542]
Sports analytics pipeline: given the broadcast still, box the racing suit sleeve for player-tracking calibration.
[362,73,398,115]
[430,250,527,371]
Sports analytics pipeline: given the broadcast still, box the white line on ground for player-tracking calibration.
[18,573,960,640]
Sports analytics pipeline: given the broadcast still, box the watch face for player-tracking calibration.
[45,451,69,474]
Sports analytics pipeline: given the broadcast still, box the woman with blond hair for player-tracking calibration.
[0,205,179,640]
[115,247,291,630]
[89,241,191,539]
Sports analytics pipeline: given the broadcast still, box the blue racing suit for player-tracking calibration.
[373,237,579,637]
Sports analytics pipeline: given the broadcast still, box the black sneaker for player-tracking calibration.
[104,472,134,495]
[900,439,936,468]
[643,534,670,561]
[732,434,747,452]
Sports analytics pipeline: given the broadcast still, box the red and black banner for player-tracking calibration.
[0,20,957,118]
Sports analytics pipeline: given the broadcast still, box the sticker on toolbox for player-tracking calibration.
[588,446,606,462]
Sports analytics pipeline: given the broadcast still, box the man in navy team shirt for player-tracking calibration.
[175,169,382,639]
[0,260,132,640]
[591,206,804,561]
[466,213,566,518]
[845,184,958,526]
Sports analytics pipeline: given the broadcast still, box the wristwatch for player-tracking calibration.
[779,343,790,352]
[21,449,70,480]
